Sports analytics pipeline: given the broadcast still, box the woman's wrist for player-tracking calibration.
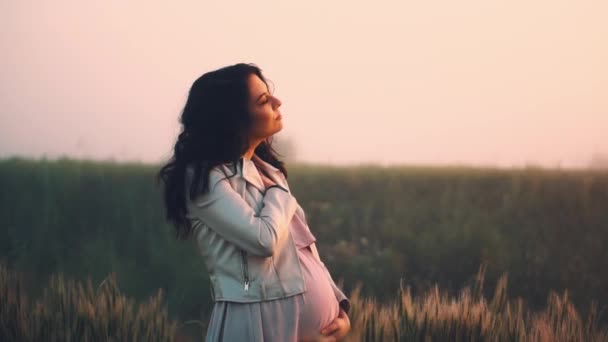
[339,299,350,315]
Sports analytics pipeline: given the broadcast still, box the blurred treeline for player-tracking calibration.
[0,157,606,328]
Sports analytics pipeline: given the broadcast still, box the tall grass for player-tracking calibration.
[2,261,607,341]
[0,261,178,342]
[1,157,607,340]
[343,265,608,341]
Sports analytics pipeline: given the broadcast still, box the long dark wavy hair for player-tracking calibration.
[156,63,288,240]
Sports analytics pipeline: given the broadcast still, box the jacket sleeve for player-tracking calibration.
[309,243,351,315]
[186,175,299,258]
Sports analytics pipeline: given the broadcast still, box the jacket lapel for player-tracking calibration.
[251,154,290,192]
[218,155,289,195]
[238,157,265,194]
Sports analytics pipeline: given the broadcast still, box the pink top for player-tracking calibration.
[289,202,341,339]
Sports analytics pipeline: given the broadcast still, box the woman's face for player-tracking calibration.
[247,74,283,140]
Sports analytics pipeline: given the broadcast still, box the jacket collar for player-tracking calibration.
[224,154,285,194]
[251,153,280,173]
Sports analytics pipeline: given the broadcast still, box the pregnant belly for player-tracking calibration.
[296,246,340,340]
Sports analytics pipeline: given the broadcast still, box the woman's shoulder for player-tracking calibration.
[185,163,235,194]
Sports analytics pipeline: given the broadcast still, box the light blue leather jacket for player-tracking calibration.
[185,154,350,313]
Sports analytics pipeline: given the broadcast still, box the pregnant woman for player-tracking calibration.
[157,63,351,341]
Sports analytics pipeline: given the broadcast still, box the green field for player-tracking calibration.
[1,157,606,340]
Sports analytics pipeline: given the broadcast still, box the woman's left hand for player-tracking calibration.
[320,307,350,340]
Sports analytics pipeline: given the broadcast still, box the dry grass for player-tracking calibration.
[3,261,607,341]
[0,262,178,342]
[342,265,608,341]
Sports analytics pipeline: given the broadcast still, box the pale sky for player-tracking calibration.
[1,0,606,169]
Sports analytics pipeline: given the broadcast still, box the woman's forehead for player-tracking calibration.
[248,74,270,99]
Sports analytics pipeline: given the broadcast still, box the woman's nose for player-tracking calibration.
[273,96,282,108]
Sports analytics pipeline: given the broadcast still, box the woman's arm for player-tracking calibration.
[187,177,298,257]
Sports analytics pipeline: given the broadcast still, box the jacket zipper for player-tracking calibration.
[240,250,250,291]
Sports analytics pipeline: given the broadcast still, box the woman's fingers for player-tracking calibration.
[320,321,338,336]
[322,314,351,340]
